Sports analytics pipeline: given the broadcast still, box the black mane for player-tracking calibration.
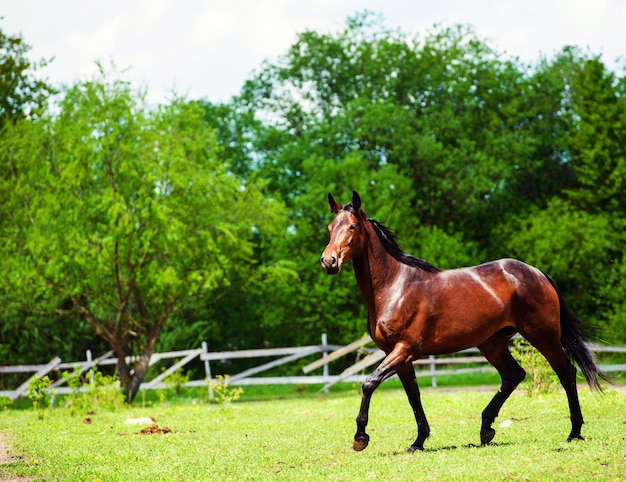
[343,202,440,274]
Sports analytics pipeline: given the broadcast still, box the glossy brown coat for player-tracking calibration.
[321,191,609,452]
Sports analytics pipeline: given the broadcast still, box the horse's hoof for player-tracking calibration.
[353,435,370,452]
[480,428,496,445]
[568,434,584,442]
[407,445,424,453]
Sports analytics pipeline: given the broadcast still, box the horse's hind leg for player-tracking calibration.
[523,337,584,441]
[397,363,430,452]
[478,332,526,445]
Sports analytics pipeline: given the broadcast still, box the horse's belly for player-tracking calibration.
[418,298,513,355]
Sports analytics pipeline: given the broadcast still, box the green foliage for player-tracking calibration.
[0,21,53,127]
[207,375,244,405]
[61,365,126,414]
[597,258,626,343]
[27,375,52,420]
[511,339,559,396]
[0,65,289,400]
[568,58,626,213]
[0,395,12,411]
[1,10,626,375]
[0,310,107,376]
[164,368,190,397]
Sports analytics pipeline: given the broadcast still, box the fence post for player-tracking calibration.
[429,355,437,388]
[86,350,94,387]
[321,333,329,393]
[202,342,214,401]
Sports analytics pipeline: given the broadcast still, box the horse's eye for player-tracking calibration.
[349,224,356,231]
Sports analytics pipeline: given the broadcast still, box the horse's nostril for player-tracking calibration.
[331,256,337,266]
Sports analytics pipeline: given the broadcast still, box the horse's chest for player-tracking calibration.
[372,289,417,342]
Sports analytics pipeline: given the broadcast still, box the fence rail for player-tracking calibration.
[1,334,624,401]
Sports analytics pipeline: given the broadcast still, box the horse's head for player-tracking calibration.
[320,191,367,275]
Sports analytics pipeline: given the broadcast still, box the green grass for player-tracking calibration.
[1,385,624,481]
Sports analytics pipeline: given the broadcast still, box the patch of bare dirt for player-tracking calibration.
[135,424,173,435]
[0,434,36,482]
[116,423,174,436]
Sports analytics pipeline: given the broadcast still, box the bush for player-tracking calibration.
[511,339,559,396]
[164,368,191,397]
[62,365,126,414]
[27,375,52,419]
[207,375,243,404]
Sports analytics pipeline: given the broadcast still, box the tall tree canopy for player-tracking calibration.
[0,20,52,127]
[1,12,625,395]
[211,11,626,345]
[0,68,287,401]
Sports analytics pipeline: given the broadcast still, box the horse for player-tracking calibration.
[320,191,610,452]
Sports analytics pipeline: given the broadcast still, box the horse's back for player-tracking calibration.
[417,258,557,354]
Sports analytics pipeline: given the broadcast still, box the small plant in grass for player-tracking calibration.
[87,367,126,411]
[0,395,13,411]
[207,375,243,405]
[62,365,126,414]
[27,375,53,420]
[511,338,559,396]
[164,368,191,397]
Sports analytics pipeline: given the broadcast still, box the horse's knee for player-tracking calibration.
[362,373,384,396]
[362,379,376,395]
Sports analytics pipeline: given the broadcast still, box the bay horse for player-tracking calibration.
[320,191,609,452]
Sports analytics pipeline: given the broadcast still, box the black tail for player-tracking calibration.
[544,275,612,391]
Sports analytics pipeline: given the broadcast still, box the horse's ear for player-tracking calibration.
[328,193,341,214]
[352,191,361,210]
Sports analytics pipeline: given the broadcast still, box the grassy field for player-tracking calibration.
[0,385,624,481]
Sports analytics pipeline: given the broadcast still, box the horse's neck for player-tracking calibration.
[352,225,402,318]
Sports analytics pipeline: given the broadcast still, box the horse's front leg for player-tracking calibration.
[354,342,413,451]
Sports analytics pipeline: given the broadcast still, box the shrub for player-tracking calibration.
[511,338,559,396]
[207,375,243,405]
[62,365,126,414]
[164,368,191,397]
[27,375,52,419]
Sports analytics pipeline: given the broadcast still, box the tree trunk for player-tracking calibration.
[72,294,175,404]
[112,334,158,404]
[125,352,153,403]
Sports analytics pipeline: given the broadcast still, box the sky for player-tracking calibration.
[2,0,626,104]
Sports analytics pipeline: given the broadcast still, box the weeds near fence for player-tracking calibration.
[27,375,52,420]
[511,338,559,395]
[61,366,126,414]
[207,375,243,404]
[0,395,12,411]
[164,368,191,397]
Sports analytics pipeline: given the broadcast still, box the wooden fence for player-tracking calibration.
[1,334,625,401]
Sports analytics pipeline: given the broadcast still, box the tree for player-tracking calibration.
[0,20,53,128]
[217,13,626,349]
[0,23,68,370]
[240,13,534,239]
[568,57,626,213]
[496,199,617,317]
[564,55,626,342]
[213,13,530,343]
[0,69,286,402]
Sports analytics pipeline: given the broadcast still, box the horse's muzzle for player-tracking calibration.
[320,255,340,275]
